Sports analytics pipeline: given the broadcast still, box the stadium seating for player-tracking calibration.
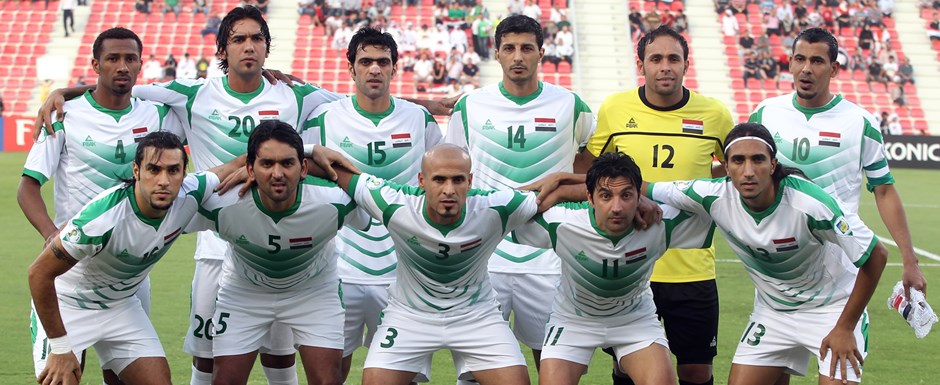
[0,0,57,115]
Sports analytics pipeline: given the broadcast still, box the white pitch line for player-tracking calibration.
[716,259,940,267]
[859,202,940,209]
[877,237,940,262]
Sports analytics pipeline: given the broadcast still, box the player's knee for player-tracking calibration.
[676,364,712,384]
[193,356,214,373]
[259,353,295,368]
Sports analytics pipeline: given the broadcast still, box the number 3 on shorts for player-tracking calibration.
[740,321,766,346]
[380,327,398,348]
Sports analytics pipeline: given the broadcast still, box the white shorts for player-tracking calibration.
[539,295,668,371]
[490,272,559,348]
[342,282,390,357]
[364,298,526,382]
[732,303,869,382]
[31,297,165,377]
[212,277,345,357]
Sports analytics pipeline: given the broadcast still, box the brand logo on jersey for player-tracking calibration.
[117,249,130,258]
[834,216,852,236]
[340,136,353,148]
[366,176,385,190]
[819,132,841,147]
[682,119,704,134]
[773,132,783,143]
[624,247,647,264]
[83,135,95,147]
[289,237,313,250]
[406,236,421,246]
[461,239,482,253]
[534,117,556,132]
[209,109,222,121]
[132,127,148,143]
[773,237,798,252]
[235,235,249,245]
[391,133,412,148]
[626,118,638,128]
[710,336,717,347]
[258,110,279,121]
[164,227,182,244]
[482,119,495,131]
[575,251,588,262]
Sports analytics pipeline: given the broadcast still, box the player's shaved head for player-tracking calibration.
[421,144,472,173]
[420,145,473,225]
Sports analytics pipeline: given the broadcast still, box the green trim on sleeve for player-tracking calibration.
[854,236,879,268]
[489,191,528,233]
[51,120,65,133]
[423,109,436,126]
[22,169,49,185]
[331,200,358,230]
[747,105,765,123]
[347,174,361,197]
[452,94,470,143]
[164,81,204,128]
[862,118,884,143]
[196,206,222,232]
[534,215,561,249]
[572,92,592,130]
[185,173,208,204]
[662,209,692,246]
[865,175,895,192]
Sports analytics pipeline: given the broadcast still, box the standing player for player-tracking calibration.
[27,132,237,385]
[187,122,369,385]
[513,153,714,385]
[647,123,888,385]
[584,25,734,385]
[307,27,443,383]
[445,15,594,377]
[749,27,926,301]
[19,27,182,385]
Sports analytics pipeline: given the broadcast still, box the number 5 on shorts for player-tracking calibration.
[380,327,398,348]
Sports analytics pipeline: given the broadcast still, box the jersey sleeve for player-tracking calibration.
[859,114,895,191]
[586,95,614,156]
[484,189,539,234]
[423,107,444,148]
[304,107,328,146]
[512,208,562,249]
[22,115,66,185]
[132,79,204,118]
[58,195,120,260]
[184,171,221,206]
[810,206,878,268]
[444,95,470,148]
[349,172,408,225]
[661,204,714,249]
[295,83,345,130]
[572,93,595,152]
[154,103,186,141]
[647,180,715,218]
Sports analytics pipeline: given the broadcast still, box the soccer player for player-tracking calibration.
[306,27,444,383]
[26,132,238,385]
[186,121,368,385]
[513,152,714,385]
[583,25,734,385]
[18,27,183,385]
[748,27,926,301]
[445,15,595,377]
[646,123,887,385]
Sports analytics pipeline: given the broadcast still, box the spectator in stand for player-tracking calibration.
[729,0,748,15]
[555,24,575,67]
[550,4,566,26]
[897,56,914,85]
[193,0,209,15]
[413,51,434,92]
[542,35,560,67]
[777,2,794,34]
[866,55,887,91]
[432,56,447,86]
[715,0,730,14]
[135,0,151,14]
[928,12,940,40]
[765,11,781,36]
[759,50,779,89]
[368,0,391,21]
[449,24,469,53]
[471,14,493,60]
[837,1,853,35]
[143,54,164,83]
[463,47,481,66]
[881,55,899,82]
[507,0,524,16]
[742,50,763,88]
[556,12,571,30]
[61,0,75,37]
[39,80,54,104]
[821,7,835,30]
[461,60,480,87]
[879,0,895,17]
[196,55,210,79]
[201,13,222,37]
[523,0,541,21]
[865,2,884,28]
[660,10,675,31]
[646,8,662,31]
[74,76,87,87]
[629,5,646,38]
[298,0,315,16]
[850,49,866,72]
[806,8,824,28]
[887,112,903,135]
[878,111,890,135]
[722,9,739,36]
[417,23,434,51]
[738,29,755,60]
[178,52,197,80]
[858,24,875,50]
[891,83,907,109]
[325,12,343,36]
[163,0,181,20]
[400,22,418,52]
[332,21,354,49]
[0,96,4,116]
[255,0,269,13]
[401,51,415,72]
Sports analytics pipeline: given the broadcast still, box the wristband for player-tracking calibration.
[303,144,316,158]
[47,335,72,355]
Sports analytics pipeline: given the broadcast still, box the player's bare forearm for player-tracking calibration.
[210,154,248,192]
[27,239,77,339]
[873,184,926,294]
[17,176,57,241]
[536,184,587,213]
[572,150,595,174]
[308,144,360,181]
[836,241,887,331]
[405,95,459,116]
[711,162,727,177]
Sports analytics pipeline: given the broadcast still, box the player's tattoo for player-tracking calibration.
[50,242,77,266]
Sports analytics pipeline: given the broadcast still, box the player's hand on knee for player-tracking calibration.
[820,327,863,383]
[34,90,67,141]
[634,195,663,230]
[38,352,82,385]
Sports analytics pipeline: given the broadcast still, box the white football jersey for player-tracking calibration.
[133,77,344,260]
[515,203,712,319]
[749,93,893,213]
[23,91,183,227]
[309,96,443,285]
[649,176,879,311]
[56,173,218,309]
[446,81,595,274]
[189,177,368,291]
[350,173,538,312]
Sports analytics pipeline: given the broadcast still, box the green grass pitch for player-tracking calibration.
[0,152,937,384]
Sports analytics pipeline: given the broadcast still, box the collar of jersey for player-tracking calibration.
[738,181,785,225]
[790,93,842,120]
[84,90,133,123]
[126,184,167,230]
[352,95,395,126]
[637,86,691,112]
[251,183,302,224]
[498,81,543,106]
[422,202,466,237]
[222,77,264,104]
[589,207,633,245]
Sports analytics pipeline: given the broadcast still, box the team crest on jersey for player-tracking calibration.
[258,110,279,121]
[682,119,704,134]
[674,180,693,191]
[64,225,82,243]
[626,118,638,128]
[365,176,385,190]
[391,133,412,148]
[834,216,852,236]
[132,127,148,143]
[534,118,557,132]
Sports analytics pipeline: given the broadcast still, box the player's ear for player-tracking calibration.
[418,172,425,189]
[132,162,140,181]
[91,58,100,74]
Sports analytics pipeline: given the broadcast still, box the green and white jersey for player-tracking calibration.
[348,173,538,312]
[22,91,183,227]
[649,176,879,312]
[749,93,894,213]
[56,172,218,309]
[446,81,595,275]
[309,96,444,285]
[133,77,343,260]
[515,203,712,319]
[188,176,368,291]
